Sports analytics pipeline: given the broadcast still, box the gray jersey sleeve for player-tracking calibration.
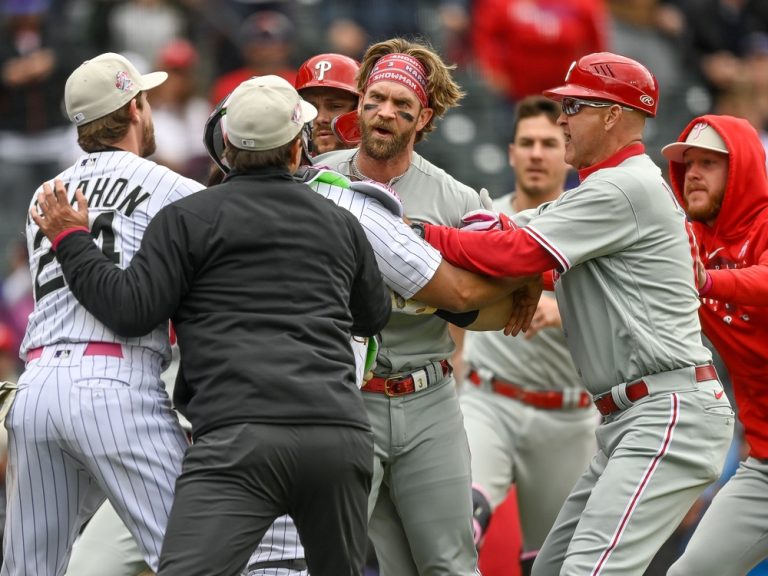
[525,178,640,271]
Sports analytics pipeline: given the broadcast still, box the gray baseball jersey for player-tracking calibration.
[513,154,711,392]
[315,148,483,576]
[511,153,734,575]
[2,151,202,576]
[462,193,597,554]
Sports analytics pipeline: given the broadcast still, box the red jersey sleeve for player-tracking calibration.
[706,247,768,306]
[423,224,559,277]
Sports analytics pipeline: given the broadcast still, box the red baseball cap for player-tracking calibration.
[158,39,198,70]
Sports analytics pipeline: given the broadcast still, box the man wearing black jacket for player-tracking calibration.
[32,75,390,576]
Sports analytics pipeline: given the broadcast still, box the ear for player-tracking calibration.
[508,143,516,168]
[288,138,303,171]
[604,105,623,131]
[416,107,434,132]
[129,98,141,123]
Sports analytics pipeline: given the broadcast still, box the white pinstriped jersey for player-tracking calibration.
[311,175,442,299]
[22,150,204,365]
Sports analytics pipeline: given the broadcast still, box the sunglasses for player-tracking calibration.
[561,97,633,116]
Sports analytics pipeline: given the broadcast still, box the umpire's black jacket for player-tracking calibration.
[54,167,390,439]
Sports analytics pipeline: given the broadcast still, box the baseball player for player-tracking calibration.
[458,96,597,576]
[1,52,204,576]
[415,52,735,575]
[314,38,494,576]
[294,53,361,155]
[663,116,768,576]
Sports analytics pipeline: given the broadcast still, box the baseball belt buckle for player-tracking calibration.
[383,375,411,397]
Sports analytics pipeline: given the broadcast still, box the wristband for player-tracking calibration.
[410,222,426,239]
[698,271,713,296]
[52,226,90,251]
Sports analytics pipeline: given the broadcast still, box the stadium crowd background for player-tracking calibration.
[1,1,767,575]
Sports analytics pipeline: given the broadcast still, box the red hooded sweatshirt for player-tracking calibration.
[668,114,768,458]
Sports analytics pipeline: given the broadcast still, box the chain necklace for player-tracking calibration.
[350,151,408,187]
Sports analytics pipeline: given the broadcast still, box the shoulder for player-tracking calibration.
[313,149,356,175]
[492,192,515,214]
[584,156,663,198]
[407,152,478,197]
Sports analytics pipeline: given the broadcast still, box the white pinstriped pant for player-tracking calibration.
[1,343,187,576]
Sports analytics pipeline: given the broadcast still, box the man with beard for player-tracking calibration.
[1,52,204,575]
[314,38,492,575]
[295,53,362,156]
[663,116,768,576]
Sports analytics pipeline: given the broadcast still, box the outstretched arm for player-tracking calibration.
[424,224,559,278]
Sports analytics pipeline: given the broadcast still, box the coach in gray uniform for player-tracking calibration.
[460,96,597,576]
[419,52,734,576]
[30,76,390,576]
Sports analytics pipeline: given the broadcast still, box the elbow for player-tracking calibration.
[352,306,391,338]
[442,284,475,313]
[100,314,155,338]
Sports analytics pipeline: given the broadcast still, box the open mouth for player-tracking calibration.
[372,123,395,137]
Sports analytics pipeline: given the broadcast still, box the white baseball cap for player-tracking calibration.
[661,122,729,163]
[224,75,317,151]
[65,52,168,126]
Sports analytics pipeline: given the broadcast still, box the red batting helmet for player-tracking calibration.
[543,52,659,117]
[295,54,361,97]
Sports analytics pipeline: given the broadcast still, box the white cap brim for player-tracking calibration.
[661,142,729,163]
[662,122,729,163]
[299,99,318,124]
[141,71,168,91]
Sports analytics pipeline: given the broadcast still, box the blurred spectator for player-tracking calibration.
[0,321,19,565]
[209,9,297,105]
[675,0,768,99]
[108,0,188,66]
[150,39,212,182]
[0,238,32,350]
[0,323,19,382]
[607,0,711,171]
[320,0,450,59]
[470,0,607,104]
[204,0,300,76]
[0,0,88,276]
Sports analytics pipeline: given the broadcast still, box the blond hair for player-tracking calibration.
[357,38,464,142]
[76,93,145,152]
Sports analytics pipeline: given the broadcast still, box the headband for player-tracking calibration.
[365,53,429,107]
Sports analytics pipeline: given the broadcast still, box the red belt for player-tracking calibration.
[362,360,451,397]
[26,342,124,362]
[468,370,592,410]
[594,364,718,416]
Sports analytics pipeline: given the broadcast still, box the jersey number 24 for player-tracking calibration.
[32,212,120,302]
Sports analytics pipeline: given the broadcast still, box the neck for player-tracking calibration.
[111,129,141,156]
[512,188,563,212]
[354,147,412,183]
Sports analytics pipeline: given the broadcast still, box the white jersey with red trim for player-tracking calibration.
[22,151,204,364]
